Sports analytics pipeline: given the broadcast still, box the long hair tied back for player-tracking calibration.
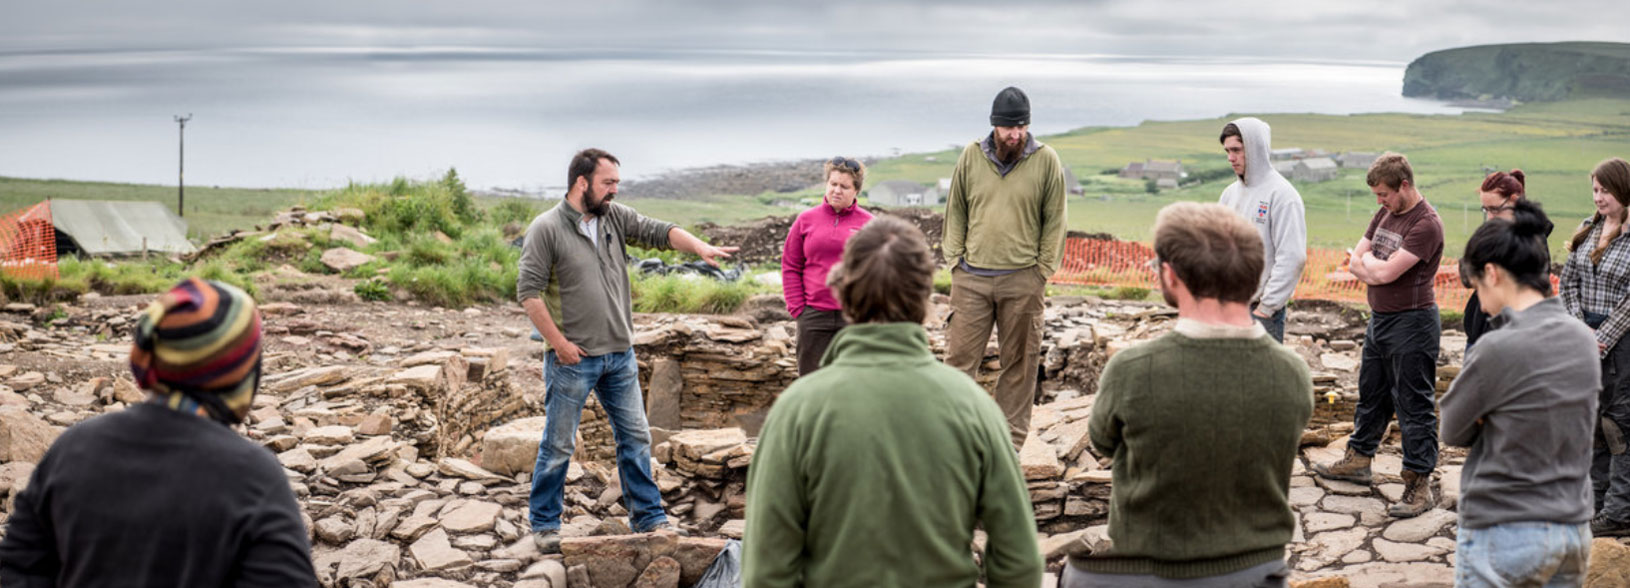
[1460,199,1552,295]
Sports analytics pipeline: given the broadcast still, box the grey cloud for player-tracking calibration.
[2,0,1622,62]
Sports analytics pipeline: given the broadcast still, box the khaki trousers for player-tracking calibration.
[945,265,1046,450]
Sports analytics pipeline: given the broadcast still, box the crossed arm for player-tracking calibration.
[1347,237,1421,286]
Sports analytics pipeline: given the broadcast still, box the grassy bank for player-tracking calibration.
[1,171,773,313]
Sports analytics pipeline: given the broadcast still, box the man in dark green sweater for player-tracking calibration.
[1070,202,1312,586]
[744,217,1042,588]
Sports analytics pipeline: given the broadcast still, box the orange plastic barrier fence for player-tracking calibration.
[0,202,58,281]
[1051,236,1478,311]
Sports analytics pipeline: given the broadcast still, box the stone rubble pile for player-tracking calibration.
[4,296,1627,587]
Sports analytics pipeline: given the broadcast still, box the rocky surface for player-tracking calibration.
[3,292,1628,588]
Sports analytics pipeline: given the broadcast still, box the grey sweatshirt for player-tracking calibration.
[1440,296,1599,529]
[1218,117,1307,314]
[516,201,675,356]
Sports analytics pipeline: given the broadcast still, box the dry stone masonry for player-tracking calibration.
[0,294,1622,587]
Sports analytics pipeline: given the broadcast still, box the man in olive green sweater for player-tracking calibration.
[1070,202,1312,586]
[744,217,1042,588]
[944,86,1069,450]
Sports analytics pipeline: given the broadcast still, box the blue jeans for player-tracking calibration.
[1254,306,1286,343]
[528,348,668,533]
[1455,522,1589,588]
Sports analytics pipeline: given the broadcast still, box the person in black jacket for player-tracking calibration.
[1463,169,1550,348]
[0,278,317,587]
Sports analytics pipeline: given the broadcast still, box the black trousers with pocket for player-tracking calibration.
[796,307,847,376]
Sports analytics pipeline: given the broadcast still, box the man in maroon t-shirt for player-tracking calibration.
[1313,152,1445,519]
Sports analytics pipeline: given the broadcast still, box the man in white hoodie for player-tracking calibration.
[1217,118,1308,343]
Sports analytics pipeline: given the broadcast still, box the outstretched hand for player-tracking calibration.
[699,245,739,268]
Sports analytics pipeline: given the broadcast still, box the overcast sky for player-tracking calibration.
[4,0,1621,62]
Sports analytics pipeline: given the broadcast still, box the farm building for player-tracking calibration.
[1291,157,1340,183]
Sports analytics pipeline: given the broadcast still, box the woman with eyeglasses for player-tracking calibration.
[1462,169,1549,348]
[1560,157,1630,537]
[782,156,875,375]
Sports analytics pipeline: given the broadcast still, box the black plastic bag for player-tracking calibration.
[693,539,742,588]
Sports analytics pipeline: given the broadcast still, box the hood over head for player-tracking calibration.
[1230,117,1278,187]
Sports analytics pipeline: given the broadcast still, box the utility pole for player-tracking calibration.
[174,114,192,217]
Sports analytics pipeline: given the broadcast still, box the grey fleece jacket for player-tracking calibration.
[1440,297,1599,529]
[516,201,675,356]
[1218,117,1307,314]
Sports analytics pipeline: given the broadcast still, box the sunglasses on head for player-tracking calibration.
[829,156,861,171]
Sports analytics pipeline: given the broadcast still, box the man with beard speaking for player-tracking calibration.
[516,148,737,552]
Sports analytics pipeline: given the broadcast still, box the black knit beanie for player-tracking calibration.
[990,86,1030,126]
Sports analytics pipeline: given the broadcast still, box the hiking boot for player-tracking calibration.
[1592,514,1630,537]
[1388,469,1435,518]
[1311,449,1373,485]
[532,530,561,554]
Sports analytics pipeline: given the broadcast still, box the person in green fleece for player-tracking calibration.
[743,216,1043,588]
[1070,202,1312,587]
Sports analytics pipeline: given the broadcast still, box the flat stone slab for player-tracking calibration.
[1289,486,1325,508]
[1381,508,1456,543]
[1314,475,1373,496]
[1372,537,1449,562]
[1304,512,1357,533]
[440,500,503,534]
[1320,495,1386,518]
[1296,527,1369,571]
[410,528,473,572]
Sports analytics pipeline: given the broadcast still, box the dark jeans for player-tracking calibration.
[795,307,846,376]
[1594,339,1630,521]
[1254,307,1287,344]
[1348,307,1441,473]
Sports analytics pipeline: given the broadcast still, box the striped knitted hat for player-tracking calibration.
[129,278,263,424]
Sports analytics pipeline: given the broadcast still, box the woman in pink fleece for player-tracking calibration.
[782,156,876,375]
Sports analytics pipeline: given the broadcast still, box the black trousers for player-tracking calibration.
[1348,307,1441,473]
[1594,338,1630,520]
[796,307,847,376]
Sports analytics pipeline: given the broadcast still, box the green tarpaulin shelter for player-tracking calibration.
[48,200,196,257]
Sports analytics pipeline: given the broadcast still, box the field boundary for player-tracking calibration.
[1051,236,1473,310]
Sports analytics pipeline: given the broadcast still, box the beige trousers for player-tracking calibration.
[944,265,1046,450]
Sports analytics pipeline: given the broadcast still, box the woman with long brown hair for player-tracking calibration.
[1560,156,1630,536]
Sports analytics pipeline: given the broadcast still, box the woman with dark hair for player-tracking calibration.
[1462,169,1550,348]
[1559,157,1630,536]
[781,156,875,375]
[1443,199,1596,587]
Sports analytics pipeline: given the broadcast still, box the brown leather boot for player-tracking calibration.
[1311,448,1373,485]
[1388,469,1435,518]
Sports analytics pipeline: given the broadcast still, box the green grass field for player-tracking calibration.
[865,98,1630,257]
[5,98,1629,258]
